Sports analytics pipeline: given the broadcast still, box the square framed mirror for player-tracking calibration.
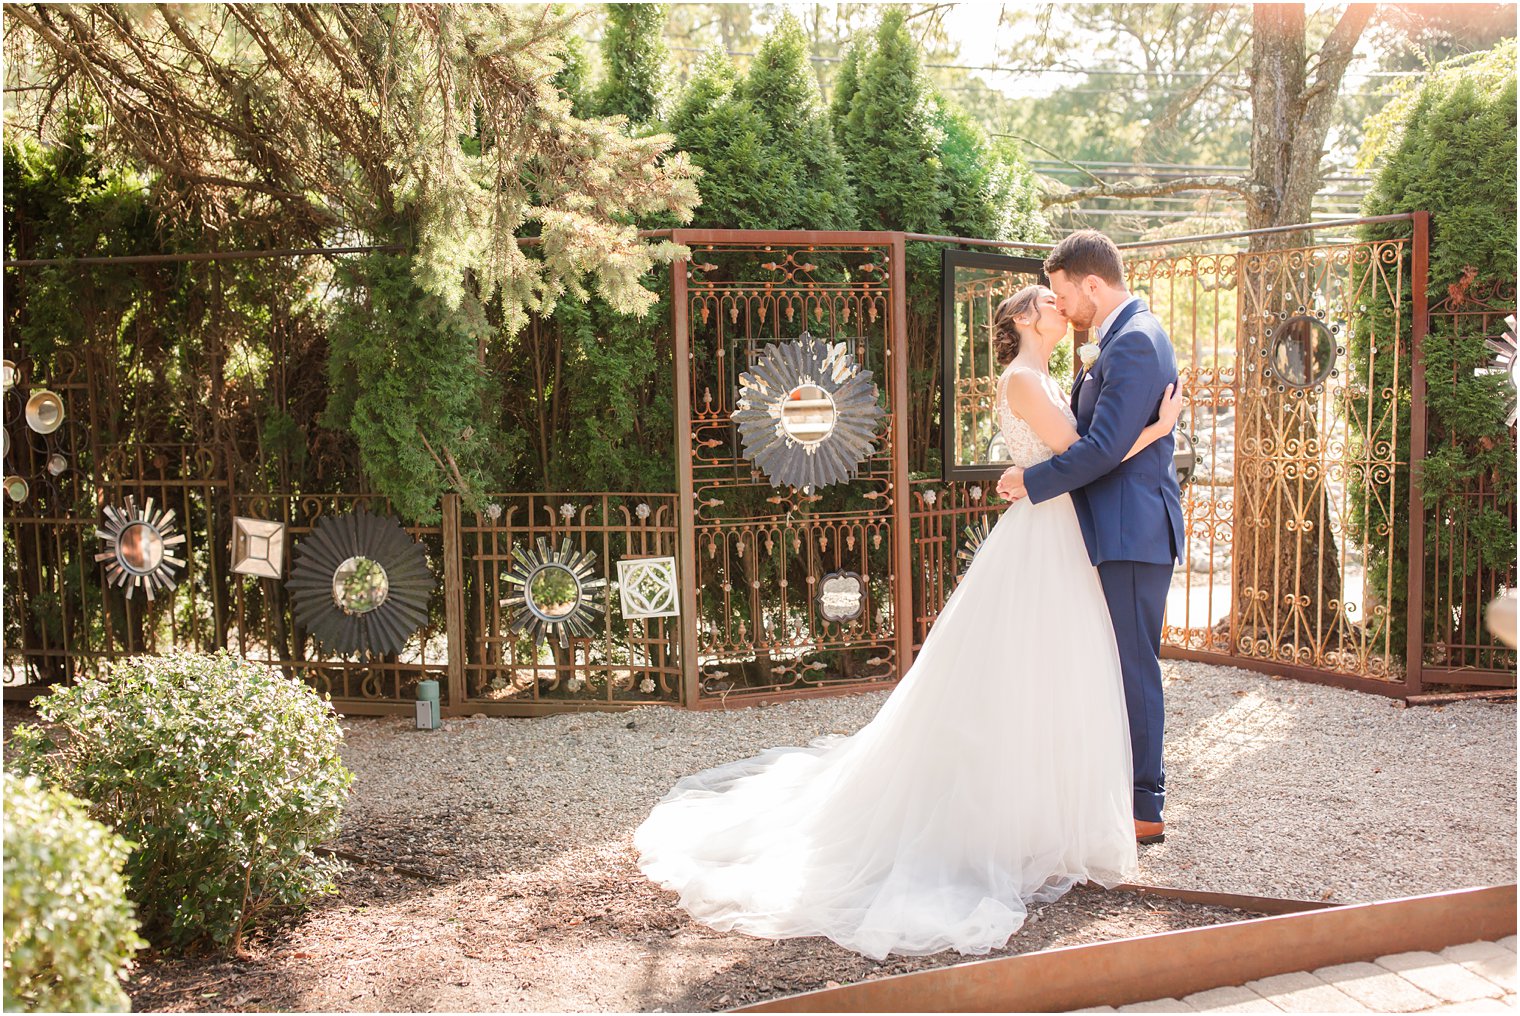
[940,249,1049,483]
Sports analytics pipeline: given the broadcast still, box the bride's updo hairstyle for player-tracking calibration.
[993,285,1044,367]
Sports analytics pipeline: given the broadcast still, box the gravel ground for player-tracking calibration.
[85,658,1518,1011]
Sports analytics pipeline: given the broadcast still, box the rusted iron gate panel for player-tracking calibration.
[453,492,683,714]
[1420,279,1518,687]
[1139,230,1419,693]
[670,230,913,706]
[914,217,1448,697]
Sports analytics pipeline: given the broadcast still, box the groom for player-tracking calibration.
[996,230,1183,845]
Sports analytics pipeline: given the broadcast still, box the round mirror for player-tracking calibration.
[4,475,28,502]
[24,390,64,434]
[779,384,837,443]
[46,453,68,476]
[1270,316,1337,388]
[332,555,389,615]
[527,564,581,619]
[1,360,15,392]
[1174,432,1199,487]
[118,522,165,574]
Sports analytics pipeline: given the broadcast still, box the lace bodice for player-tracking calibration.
[996,366,1076,468]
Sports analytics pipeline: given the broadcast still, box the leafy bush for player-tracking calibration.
[8,651,354,952]
[3,772,144,1013]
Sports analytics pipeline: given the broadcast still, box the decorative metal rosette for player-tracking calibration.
[956,518,993,579]
[1474,314,1518,427]
[731,331,885,491]
[286,505,434,659]
[95,495,186,600]
[504,536,608,648]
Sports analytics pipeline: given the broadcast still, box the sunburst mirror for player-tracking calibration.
[1475,314,1518,426]
[731,331,885,491]
[504,537,608,648]
[956,518,994,579]
[95,495,186,600]
[286,506,433,659]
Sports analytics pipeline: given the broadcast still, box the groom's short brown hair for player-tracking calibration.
[1044,230,1125,287]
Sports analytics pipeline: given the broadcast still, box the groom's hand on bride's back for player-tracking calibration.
[997,465,1026,501]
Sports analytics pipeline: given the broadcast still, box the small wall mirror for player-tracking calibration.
[504,537,608,648]
[527,564,581,619]
[779,384,837,443]
[24,390,64,434]
[332,555,389,615]
[118,522,165,574]
[1270,315,1337,389]
[96,496,186,600]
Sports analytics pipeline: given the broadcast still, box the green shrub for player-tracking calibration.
[3,772,145,1013]
[8,650,354,952]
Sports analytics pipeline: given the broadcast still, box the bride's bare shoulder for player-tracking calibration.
[1002,366,1051,405]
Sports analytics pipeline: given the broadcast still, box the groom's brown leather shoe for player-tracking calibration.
[1135,820,1165,845]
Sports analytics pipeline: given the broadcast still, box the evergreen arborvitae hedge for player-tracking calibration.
[1354,40,1517,667]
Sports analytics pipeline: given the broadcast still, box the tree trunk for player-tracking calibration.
[1232,3,1374,658]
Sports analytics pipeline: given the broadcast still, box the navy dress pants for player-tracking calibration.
[1096,560,1173,824]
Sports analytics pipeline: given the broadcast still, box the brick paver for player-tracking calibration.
[1179,984,1282,1012]
[1375,950,1508,1004]
[1312,961,1441,1012]
[1074,940,1517,1013]
[1117,999,1197,1013]
[1439,941,1517,993]
[1241,971,1369,1011]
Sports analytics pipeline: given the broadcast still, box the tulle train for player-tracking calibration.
[634,492,1138,959]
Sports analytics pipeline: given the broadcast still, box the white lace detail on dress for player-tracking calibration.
[995,366,1077,468]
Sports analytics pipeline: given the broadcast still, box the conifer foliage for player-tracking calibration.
[1354,41,1518,660]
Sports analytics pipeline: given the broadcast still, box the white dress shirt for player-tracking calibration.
[1096,295,1140,344]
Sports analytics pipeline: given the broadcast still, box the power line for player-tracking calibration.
[662,44,1425,80]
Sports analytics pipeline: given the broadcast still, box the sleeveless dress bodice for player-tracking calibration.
[995,366,1076,468]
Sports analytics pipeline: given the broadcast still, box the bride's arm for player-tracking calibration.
[1124,383,1184,461]
[1004,374,1183,461]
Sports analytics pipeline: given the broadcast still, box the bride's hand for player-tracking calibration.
[1158,382,1185,430]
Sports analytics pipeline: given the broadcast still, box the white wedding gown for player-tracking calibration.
[634,368,1138,960]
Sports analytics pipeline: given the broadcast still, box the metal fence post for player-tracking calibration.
[1404,211,1430,696]
[442,492,467,712]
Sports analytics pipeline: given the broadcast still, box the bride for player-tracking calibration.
[634,284,1184,960]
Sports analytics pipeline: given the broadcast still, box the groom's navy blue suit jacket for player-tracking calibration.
[1023,298,1184,566]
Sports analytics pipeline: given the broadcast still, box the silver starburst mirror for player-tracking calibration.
[95,496,186,599]
[956,518,993,579]
[1474,314,1518,427]
[731,332,885,491]
[505,537,608,648]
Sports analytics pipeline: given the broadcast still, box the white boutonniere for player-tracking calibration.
[1077,343,1100,371]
